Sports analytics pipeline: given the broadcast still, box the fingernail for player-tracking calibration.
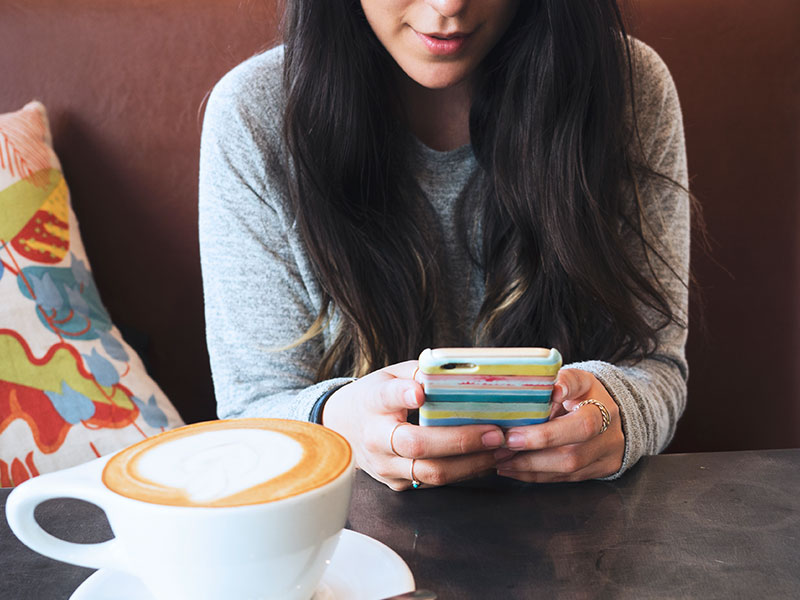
[481,431,503,448]
[557,382,569,398]
[563,399,578,412]
[494,448,515,461]
[506,433,525,450]
[404,389,419,408]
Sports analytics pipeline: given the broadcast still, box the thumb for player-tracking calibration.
[552,368,592,410]
[370,375,422,415]
[380,359,420,380]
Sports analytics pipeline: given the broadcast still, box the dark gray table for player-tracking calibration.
[2,449,799,599]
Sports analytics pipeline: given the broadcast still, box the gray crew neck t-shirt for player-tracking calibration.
[199,41,689,478]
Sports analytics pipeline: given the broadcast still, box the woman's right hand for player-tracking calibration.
[321,360,504,491]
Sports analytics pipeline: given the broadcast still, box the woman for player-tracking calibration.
[199,0,689,490]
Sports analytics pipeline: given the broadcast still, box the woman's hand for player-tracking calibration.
[494,369,625,482]
[322,360,504,491]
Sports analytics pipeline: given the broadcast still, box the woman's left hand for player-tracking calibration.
[495,369,625,482]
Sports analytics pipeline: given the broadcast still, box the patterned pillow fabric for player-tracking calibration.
[0,101,184,486]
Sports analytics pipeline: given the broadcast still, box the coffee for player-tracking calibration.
[8,418,354,600]
[102,419,351,507]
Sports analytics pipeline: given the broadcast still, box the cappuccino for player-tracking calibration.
[7,418,354,600]
[103,419,351,507]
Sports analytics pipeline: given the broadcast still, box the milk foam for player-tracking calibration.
[136,429,304,503]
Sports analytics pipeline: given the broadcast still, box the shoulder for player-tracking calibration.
[200,45,292,218]
[203,45,286,141]
[627,38,683,134]
[623,41,689,243]
[629,38,675,93]
[201,45,288,190]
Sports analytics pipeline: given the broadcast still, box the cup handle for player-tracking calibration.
[5,458,122,570]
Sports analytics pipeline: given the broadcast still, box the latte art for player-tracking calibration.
[103,419,352,507]
[136,429,304,503]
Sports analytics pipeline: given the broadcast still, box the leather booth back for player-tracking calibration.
[1,1,797,450]
[0,0,280,424]
[632,0,799,451]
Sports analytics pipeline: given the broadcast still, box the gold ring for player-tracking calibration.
[389,422,410,457]
[410,459,421,489]
[574,399,611,434]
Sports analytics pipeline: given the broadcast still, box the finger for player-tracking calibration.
[504,402,608,451]
[497,420,623,475]
[498,454,620,483]
[370,470,422,493]
[406,451,498,487]
[547,402,568,420]
[391,422,505,459]
[496,441,600,475]
[384,420,413,457]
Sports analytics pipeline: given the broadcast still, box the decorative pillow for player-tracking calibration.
[0,101,184,486]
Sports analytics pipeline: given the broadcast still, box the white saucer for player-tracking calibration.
[69,529,414,600]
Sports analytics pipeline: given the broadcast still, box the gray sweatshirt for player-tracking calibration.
[198,40,689,478]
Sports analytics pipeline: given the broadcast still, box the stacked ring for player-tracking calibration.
[389,422,410,457]
[410,459,421,489]
[574,399,611,434]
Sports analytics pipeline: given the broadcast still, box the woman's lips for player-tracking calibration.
[415,31,470,56]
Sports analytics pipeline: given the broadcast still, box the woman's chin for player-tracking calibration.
[400,64,472,91]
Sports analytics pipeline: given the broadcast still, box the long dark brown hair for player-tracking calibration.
[283,0,686,379]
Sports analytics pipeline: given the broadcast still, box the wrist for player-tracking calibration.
[309,380,354,425]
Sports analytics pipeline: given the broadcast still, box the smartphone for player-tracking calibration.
[414,347,562,427]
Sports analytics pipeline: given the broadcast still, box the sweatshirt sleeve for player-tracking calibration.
[565,40,691,477]
[198,48,353,423]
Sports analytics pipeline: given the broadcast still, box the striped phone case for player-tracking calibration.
[414,347,562,427]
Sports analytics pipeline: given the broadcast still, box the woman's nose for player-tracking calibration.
[424,0,469,19]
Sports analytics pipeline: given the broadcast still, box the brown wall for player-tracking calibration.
[629,0,800,452]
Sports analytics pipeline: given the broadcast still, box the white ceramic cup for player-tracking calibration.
[6,418,354,600]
